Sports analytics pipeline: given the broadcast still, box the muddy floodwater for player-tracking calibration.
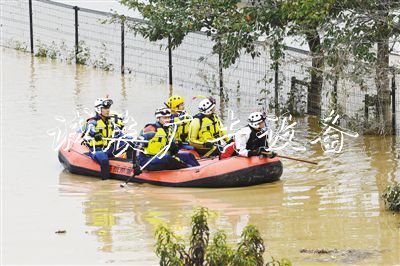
[2,48,400,265]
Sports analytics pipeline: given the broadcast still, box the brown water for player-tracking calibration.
[2,48,400,265]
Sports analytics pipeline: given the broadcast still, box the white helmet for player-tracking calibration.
[94,98,113,114]
[248,112,266,129]
[155,107,171,118]
[198,97,216,115]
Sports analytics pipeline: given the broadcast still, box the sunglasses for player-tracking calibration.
[159,110,171,116]
[102,99,113,108]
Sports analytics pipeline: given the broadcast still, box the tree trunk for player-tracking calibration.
[375,35,392,134]
[306,29,324,116]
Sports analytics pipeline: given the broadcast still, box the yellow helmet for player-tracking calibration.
[167,95,185,112]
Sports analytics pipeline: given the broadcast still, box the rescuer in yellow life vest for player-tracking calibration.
[138,107,199,171]
[166,95,195,151]
[110,111,125,131]
[188,96,228,156]
[82,97,135,180]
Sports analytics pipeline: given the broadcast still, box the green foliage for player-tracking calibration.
[7,39,28,52]
[265,257,292,266]
[119,0,261,68]
[74,40,91,65]
[206,231,233,266]
[382,182,400,212]
[47,41,59,59]
[155,226,188,266]
[189,207,209,265]
[231,225,265,266]
[93,43,114,71]
[154,207,291,266]
[35,40,49,57]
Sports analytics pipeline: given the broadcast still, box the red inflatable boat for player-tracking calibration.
[58,139,283,188]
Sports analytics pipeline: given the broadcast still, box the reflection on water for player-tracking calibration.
[29,53,37,112]
[2,48,400,265]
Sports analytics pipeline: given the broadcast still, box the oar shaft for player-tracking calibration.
[278,155,318,165]
[261,152,317,165]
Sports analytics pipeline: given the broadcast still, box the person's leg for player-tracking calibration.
[107,140,133,159]
[219,142,236,160]
[90,149,110,180]
[176,152,200,167]
[138,154,173,171]
[180,143,195,150]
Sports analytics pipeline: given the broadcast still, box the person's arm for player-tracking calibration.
[188,118,204,145]
[234,127,251,157]
[111,119,124,138]
[140,125,156,145]
[85,120,97,137]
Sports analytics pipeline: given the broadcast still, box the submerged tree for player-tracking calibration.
[329,0,400,134]
[119,0,399,133]
[154,207,291,266]
[119,0,264,98]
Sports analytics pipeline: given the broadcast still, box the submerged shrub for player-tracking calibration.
[69,40,91,65]
[35,40,48,57]
[8,39,28,52]
[382,182,400,212]
[92,43,114,71]
[206,231,233,265]
[154,207,291,266]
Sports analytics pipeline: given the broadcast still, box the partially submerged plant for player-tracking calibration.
[382,182,400,212]
[154,207,291,266]
[69,40,91,65]
[7,39,28,52]
[93,43,114,71]
[35,40,48,57]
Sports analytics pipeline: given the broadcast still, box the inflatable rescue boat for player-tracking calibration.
[58,140,283,188]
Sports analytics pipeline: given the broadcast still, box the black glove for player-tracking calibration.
[263,151,277,158]
[169,144,179,155]
[248,149,261,157]
[176,141,183,148]
[204,142,214,149]
[94,133,103,141]
[133,164,142,176]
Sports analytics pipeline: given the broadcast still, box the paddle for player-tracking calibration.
[202,145,217,157]
[120,148,142,188]
[261,151,318,165]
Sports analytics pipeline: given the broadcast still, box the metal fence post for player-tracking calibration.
[168,36,173,93]
[218,43,224,97]
[28,0,34,53]
[364,94,369,121]
[274,62,279,111]
[391,69,396,135]
[121,21,125,74]
[74,6,79,64]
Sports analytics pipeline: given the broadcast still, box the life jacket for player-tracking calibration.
[83,115,114,148]
[193,113,223,143]
[246,126,268,151]
[143,123,171,156]
[110,113,125,130]
[171,112,191,142]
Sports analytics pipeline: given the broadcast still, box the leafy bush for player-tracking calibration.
[7,39,28,52]
[382,182,400,212]
[154,207,291,266]
[35,40,48,57]
[92,43,114,71]
[69,40,91,65]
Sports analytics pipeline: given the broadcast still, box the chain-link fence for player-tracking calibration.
[1,0,399,135]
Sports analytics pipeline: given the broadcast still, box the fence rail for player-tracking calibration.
[1,0,399,135]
